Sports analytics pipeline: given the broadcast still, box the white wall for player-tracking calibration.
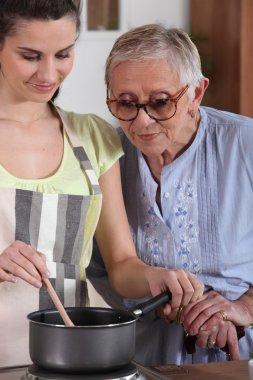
[56,0,190,126]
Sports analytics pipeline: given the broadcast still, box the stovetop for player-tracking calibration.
[0,363,149,380]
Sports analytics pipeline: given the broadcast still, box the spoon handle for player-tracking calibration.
[43,277,74,327]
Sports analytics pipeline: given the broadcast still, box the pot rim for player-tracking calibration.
[27,318,136,328]
[27,306,137,328]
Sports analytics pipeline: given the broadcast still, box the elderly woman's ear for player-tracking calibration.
[189,78,209,116]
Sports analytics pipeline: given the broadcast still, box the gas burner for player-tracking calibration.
[26,363,140,380]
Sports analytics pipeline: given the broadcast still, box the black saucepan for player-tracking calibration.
[27,291,171,373]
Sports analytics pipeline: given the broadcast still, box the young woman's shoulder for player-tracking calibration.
[59,108,123,177]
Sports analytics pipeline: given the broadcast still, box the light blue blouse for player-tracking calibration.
[88,106,253,365]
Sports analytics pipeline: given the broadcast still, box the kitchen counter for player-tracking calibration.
[152,360,249,379]
[0,360,249,379]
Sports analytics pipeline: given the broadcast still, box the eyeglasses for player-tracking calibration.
[106,84,189,122]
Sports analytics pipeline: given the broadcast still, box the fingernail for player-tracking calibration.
[200,325,206,331]
[11,276,17,283]
[35,280,42,288]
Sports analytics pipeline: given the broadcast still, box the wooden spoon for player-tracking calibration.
[43,277,74,327]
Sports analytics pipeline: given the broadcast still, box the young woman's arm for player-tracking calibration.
[95,161,204,310]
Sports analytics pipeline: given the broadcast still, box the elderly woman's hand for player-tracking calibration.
[146,267,204,315]
[193,319,240,361]
[180,290,252,336]
[0,241,49,287]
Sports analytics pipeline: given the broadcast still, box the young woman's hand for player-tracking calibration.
[146,267,204,314]
[0,241,49,287]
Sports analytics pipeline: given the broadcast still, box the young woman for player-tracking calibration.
[0,2,203,367]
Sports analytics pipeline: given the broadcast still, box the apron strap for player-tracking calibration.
[57,108,101,195]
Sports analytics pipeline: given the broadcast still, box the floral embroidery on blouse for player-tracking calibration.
[173,179,200,272]
[138,193,165,267]
[136,179,201,273]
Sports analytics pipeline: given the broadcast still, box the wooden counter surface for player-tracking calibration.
[153,360,249,379]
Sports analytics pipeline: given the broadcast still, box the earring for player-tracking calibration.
[189,110,195,118]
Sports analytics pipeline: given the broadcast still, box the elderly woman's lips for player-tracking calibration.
[137,133,159,141]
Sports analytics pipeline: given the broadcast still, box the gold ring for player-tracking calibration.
[207,338,216,349]
[176,306,183,324]
[219,310,228,321]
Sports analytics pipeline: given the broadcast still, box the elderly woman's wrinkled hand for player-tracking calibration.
[180,290,251,335]
[146,267,204,315]
[193,320,240,360]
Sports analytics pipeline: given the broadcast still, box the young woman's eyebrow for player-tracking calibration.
[17,43,75,54]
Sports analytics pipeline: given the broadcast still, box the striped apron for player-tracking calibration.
[0,110,102,367]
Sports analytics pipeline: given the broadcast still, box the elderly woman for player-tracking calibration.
[88,24,253,366]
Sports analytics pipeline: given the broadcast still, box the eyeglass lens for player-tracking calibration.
[108,99,176,121]
[107,85,189,121]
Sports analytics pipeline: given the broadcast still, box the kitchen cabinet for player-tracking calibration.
[191,0,253,117]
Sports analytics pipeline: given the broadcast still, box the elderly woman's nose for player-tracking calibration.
[134,107,153,125]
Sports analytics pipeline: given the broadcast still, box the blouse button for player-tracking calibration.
[164,192,170,199]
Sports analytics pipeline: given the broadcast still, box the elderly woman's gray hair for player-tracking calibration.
[105,24,204,98]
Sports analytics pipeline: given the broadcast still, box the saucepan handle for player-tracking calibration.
[132,291,172,317]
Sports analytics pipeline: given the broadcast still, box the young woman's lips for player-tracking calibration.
[28,83,56,92]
